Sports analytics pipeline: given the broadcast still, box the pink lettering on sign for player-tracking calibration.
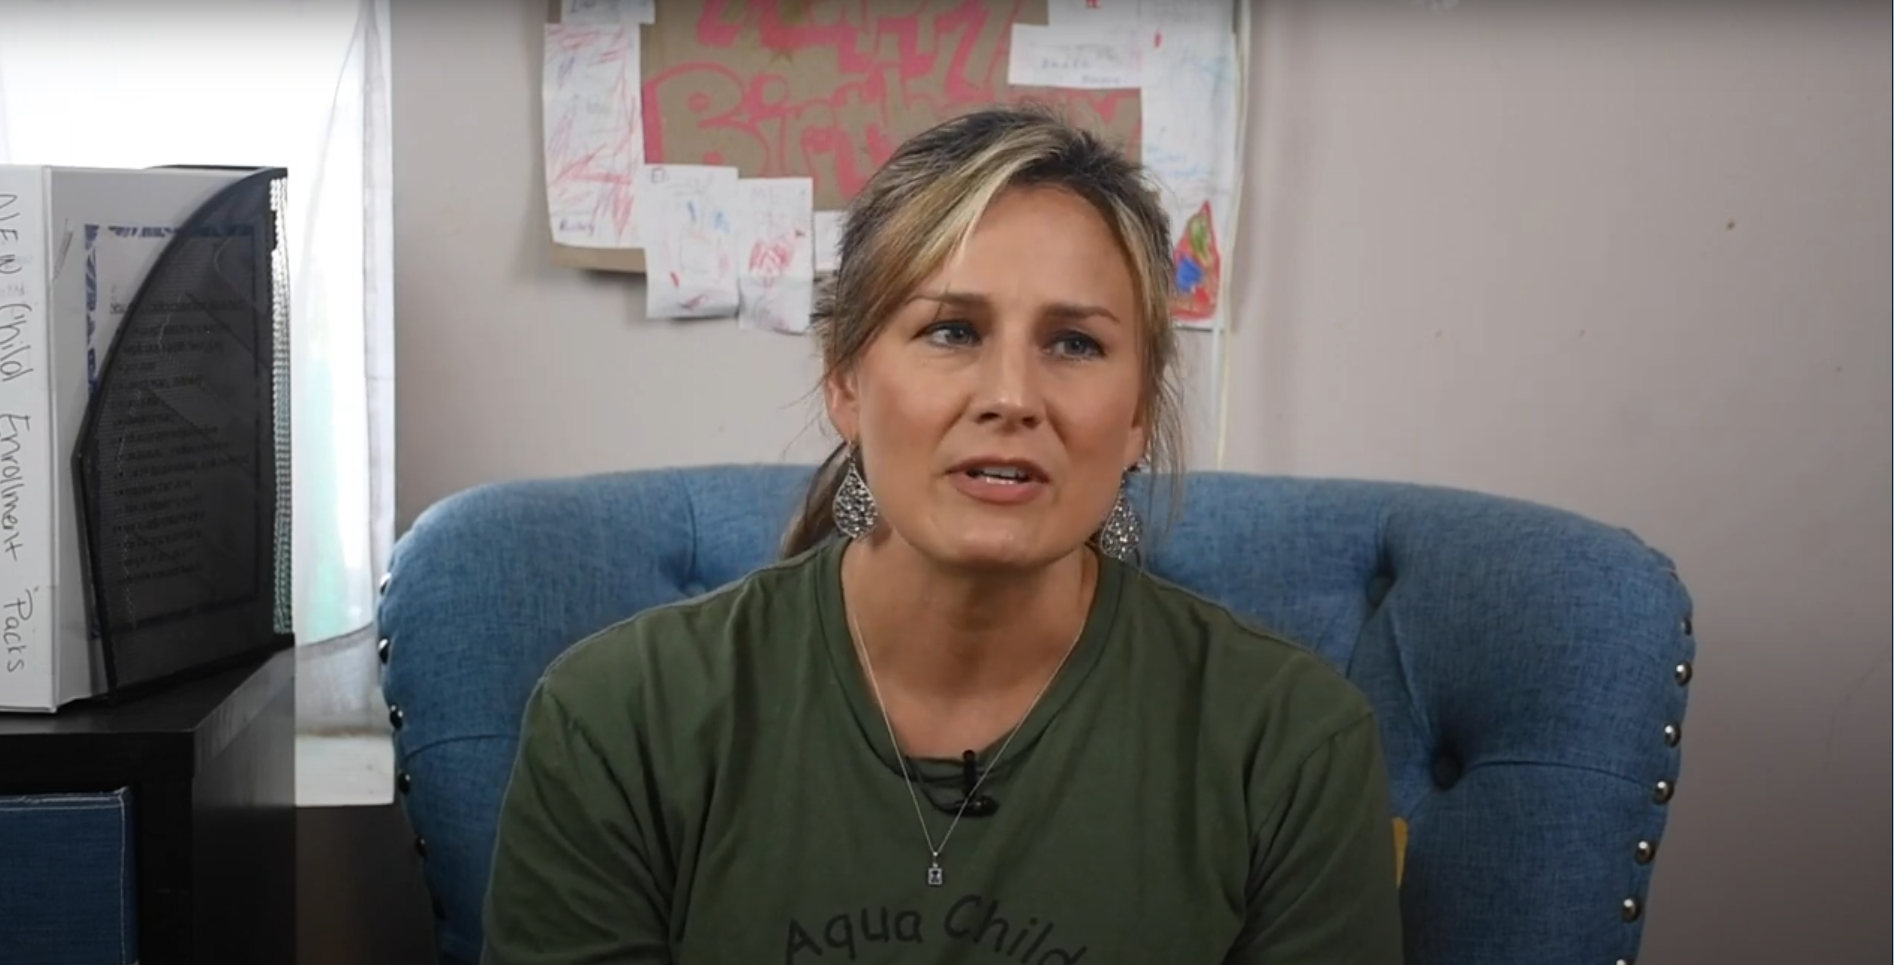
[641,0,1139,208]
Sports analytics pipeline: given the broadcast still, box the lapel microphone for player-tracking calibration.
[950,749,1000,817]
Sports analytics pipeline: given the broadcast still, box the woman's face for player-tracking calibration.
[826,185,1148,572]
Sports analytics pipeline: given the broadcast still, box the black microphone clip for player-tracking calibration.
[955,749,999,817]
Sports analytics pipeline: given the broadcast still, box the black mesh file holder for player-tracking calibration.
[72,166,295,696]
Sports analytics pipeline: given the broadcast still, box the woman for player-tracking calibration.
[482,106,1403,964]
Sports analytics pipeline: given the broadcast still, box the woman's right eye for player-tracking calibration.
[922,320,978,347]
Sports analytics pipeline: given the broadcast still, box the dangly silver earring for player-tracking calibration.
[1094,468,1142,561]
[832,446,880,540]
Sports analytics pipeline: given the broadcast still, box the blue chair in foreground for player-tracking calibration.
[378,465,1697,965]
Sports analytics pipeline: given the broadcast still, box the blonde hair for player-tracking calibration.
[783,104,1183,557]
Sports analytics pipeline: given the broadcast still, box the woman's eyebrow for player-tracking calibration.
[909,292,1121,324]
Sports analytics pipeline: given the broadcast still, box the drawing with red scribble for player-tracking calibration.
[734,177,817,335]
[542,22,645,249]
[748,231,795,276]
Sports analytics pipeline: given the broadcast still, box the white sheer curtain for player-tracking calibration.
[0,0,395,730]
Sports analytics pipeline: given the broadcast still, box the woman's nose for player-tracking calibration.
[971,333,1045,428]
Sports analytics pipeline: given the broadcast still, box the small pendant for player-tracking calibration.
[926,860,944,887]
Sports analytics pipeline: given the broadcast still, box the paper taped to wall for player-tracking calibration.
[1007,24,1143,90]
[542,23,646,249]
[561,0,656,25]
[1045,0,1141,27]
[812,211,845,274]
[1045,0,1233,37]
[733,178,816,335]
[638,165,740,319]
[1139,0,1233,30]
[1139,21,1240,328]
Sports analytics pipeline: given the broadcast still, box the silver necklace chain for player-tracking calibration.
[845,604,1083,888]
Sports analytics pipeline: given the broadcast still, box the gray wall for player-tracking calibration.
[373,2,1891,962]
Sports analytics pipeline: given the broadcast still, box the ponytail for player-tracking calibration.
[780,442,853,558]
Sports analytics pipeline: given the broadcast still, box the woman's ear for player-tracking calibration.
[1121,422,1149,473]
[823,366,861,444]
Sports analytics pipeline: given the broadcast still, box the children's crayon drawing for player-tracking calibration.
[1170,201,1221,322]
[542,23,645,249]
[733,178,816,335]
[639,165,740,319]
[1137,16,1239,328]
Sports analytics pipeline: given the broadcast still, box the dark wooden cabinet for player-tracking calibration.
[0,650,294,965]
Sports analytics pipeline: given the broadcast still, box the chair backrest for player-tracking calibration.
[379,465,1696,965]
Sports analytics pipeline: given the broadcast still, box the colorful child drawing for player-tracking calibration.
[733,177,816,334]
[745,200,803,278]
[1170,201,1221,322]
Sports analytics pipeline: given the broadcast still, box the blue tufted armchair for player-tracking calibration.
[377,465,1697,965]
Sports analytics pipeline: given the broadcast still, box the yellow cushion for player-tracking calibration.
[1393,818,1409,886]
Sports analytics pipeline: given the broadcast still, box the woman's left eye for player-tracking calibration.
[1051,332,1104,359]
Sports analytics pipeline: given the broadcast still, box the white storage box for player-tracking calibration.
[0,164,253,711]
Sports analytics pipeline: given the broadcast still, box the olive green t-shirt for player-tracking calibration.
[482,541,1403,965]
